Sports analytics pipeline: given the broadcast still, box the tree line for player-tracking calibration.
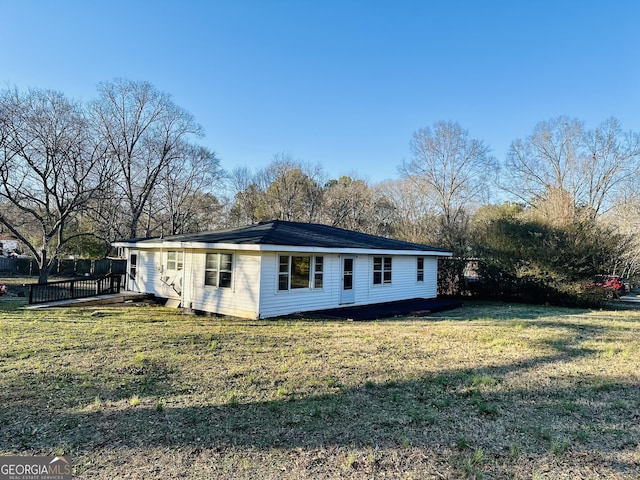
[0,80,223,282]
[2,80,639,302]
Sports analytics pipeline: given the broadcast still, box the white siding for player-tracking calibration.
[258,252,342,318]
[129,248,183,299]
[188,250,261,319]
[125,246,440,319]
[357,255,438,305]
[258,253,439,318]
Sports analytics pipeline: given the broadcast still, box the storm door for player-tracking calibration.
[341,256,355,304]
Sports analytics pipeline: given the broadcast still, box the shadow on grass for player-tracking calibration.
[427,300,597,321]
[286,300,597,323]
[1,314,638,477]
[0,353,175,415]
[3,367,637,476]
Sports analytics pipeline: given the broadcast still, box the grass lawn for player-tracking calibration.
[0,293,639,479]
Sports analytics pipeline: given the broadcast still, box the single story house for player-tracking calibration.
[112,220,452,319]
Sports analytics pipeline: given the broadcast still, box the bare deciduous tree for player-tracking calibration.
[401,120,497,251]
[0,88,107,282]
[226,167,263,226]
[321,176,375,232]
[89,79,204,238]
[257,153,325,222]
[376,178,439,244]
[581,117,640,214]
[156,145,225,235]
[505,116,640,219]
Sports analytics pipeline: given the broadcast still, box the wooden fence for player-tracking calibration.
[0,257,126,276]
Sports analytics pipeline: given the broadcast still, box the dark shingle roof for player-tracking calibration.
[126,220,449,252]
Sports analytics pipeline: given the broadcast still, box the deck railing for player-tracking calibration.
[28,273,123,305]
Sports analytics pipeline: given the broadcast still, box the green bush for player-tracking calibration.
[468,215,623,307]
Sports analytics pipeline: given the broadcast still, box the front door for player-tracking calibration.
[128,250,139,292]
[341,256,355,304]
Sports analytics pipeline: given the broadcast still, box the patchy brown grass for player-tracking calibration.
[0,298,639,479]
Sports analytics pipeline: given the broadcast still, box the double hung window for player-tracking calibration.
[205,252,233,288]
[167,251,184,271]
[373,256,392,285]
[417,257,424,282]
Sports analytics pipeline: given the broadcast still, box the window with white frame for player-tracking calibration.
[314,256,324,288]
[278,255,324,290]
[278,256,290,291]
[373,256,392,285]
[167,251,184,271]
[417,257,424,282]
[205,252,233,288]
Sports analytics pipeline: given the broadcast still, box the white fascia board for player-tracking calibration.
[114,240,452,257]
[111,242,137,248]
[253,244,452,256]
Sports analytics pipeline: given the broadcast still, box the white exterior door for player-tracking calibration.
[128,250,139,292]
[341,256,355,304]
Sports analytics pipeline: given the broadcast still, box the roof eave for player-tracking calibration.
[112,240,452,256]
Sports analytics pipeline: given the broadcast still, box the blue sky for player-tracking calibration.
[1,0,639,183]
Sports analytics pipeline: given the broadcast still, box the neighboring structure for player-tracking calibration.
[0,236,19,256]
[112,220,452,319]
